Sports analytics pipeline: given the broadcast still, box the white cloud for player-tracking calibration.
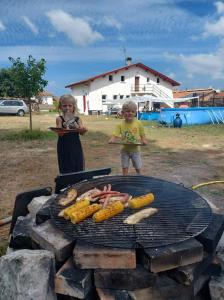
[101,16,122,30]
[0,45,163,63]
[168,72,176,79]
[22,16,39,34]
[0,20,5,31]
[165,48,224,80]
[46,10,104,46]
[203,16,224,38]
[215,1,224,14]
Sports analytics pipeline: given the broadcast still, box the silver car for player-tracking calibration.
[0,99,28,116]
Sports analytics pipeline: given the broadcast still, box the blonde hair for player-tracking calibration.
[58,94,78,114]
[122,101,137,112]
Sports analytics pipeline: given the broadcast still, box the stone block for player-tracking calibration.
[196,213,224,253]
[0,249,56,300]
[139,238,203,273]
[9,214,35,249]
[209,272,224,300]
[73,241,136,269]
[55,257,93,299]
[10,186,52,234]
[206,256,222,276]
[36,194,57,224]
[94,265,156,290]
[28,194,52,216]
[30,220,74,262]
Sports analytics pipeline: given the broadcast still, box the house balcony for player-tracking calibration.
[131,84,170,99]
[131,84,154,93]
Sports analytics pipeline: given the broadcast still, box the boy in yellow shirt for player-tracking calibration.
[109,101,147,175]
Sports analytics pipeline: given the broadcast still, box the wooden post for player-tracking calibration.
[29,97,32,131]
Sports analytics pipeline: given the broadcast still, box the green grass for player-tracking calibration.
[0,129,56,141]
[0,241,8,257]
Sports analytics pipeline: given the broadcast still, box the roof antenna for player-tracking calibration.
[123,47,127,65]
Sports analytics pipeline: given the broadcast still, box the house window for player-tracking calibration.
[147,77,150,82]
[120,95,124,99]
[102,95,107,102]
[109,75,113,81]
[157,77,160,83]
[121,75,125,82]
[113,95,117,99]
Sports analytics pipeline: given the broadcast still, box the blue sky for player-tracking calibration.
[0,0,224,96]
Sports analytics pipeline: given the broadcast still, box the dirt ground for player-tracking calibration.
[0,113,223,242]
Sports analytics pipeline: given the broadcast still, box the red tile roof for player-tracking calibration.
[173,88,216,98]
[173,90,191,98]
[65,62,180,88]
[214,92,224,98]
[38,91,54,96]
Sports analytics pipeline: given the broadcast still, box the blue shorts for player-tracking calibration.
[121,150,142,170]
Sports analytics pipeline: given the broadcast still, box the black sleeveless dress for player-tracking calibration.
[57,116,84,174]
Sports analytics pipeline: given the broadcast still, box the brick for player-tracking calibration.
[96,273,209,300]
[129,275,193,300]
[73,241,136,269]
[30,220,74,262]
[139,238,203,273]
[55,257,93,299]
[94,265,156,290]
[96,275,192,300]
[196,213,224,253]
[168,252,213,285]
[96,288,131,300]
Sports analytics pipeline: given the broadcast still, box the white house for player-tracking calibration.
[65,58,180,114]
[36,91,54,105]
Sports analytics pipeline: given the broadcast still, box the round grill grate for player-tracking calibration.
[50,176,212,249]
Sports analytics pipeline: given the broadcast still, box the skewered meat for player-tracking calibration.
[123,208,158,225]
[99,193,131,204]
[58,188,77,206]
[92,191,121,199]
[76,188,101,201]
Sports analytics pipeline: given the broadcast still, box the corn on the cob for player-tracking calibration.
[128,193,154,209]
[70,203,102,224]
[62,198,90,219]
[92,201,124,223]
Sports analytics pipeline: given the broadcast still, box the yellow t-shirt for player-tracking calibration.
[113,118,145,152]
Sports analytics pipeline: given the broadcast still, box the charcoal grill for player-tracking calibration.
[50,176,212,249]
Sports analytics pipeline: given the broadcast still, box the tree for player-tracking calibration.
[9,55,48,130]
[0,68,15,97]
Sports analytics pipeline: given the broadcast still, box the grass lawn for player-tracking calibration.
[0,112,223,252]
